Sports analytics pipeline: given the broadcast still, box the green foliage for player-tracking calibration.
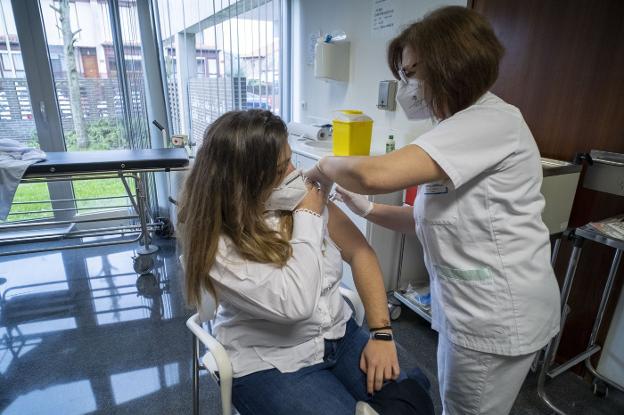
[28,118,126,151]
[65,118,126,151]
[28,131,40,149]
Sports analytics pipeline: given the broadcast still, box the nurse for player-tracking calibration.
[305,6,561,415]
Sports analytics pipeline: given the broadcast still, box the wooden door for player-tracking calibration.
[469,0,624,371]
[82,54,99,78]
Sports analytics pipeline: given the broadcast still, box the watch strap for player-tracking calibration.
[369,325,392,332]
[370,331,394,341]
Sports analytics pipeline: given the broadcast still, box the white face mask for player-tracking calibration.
[396,78,430,120]
[265,169,308,211]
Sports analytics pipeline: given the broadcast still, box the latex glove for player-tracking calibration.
[334,186,374,217]
[303,158,334,192]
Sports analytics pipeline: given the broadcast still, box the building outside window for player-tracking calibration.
[156,0,285,147]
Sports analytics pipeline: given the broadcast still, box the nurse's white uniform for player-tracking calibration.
[411,92,561,414]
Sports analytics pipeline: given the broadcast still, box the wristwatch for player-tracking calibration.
[370,331,394,341]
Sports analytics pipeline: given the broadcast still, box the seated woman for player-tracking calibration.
[177,109,432,415]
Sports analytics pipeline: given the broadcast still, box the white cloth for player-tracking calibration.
[0,139,47,220]
[411,92,560,356]
[208,209,352,377]
[437,333,536,415]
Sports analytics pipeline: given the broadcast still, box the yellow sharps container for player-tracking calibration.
[332,110,373,156]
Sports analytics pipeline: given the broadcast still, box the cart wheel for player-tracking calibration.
[388,293,402,306]
[134,255,154,275]
[389,304,402,320]
[136,273,160,298]
[155,216,175,238]
[592,379,608,398]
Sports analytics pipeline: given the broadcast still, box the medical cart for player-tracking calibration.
[538,150,624,414]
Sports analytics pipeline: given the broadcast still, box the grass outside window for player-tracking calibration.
[7,179,129,222]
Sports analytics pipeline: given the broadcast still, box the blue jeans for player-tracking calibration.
[232,318,429,415]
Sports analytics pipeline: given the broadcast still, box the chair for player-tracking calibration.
[185,284,365,415]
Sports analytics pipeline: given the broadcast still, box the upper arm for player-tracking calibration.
[327,202,372,264]
[358,145,447,194]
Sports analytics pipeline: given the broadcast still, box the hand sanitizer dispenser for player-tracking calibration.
[378,80,398,111]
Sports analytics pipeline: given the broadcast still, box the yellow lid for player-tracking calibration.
[333,109,373,123]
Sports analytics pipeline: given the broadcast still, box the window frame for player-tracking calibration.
[10,0,169,222]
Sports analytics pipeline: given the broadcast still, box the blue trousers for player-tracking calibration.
[232,318,429,415]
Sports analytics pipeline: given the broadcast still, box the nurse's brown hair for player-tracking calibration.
[388,6,504,119]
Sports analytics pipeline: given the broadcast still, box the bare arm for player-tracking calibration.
[320,144,447,194]
[327,202,390,329]
[327,202,400,393]
[366,203,416,234]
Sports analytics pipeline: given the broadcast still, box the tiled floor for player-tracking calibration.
[0,236,622,414]
[0,237,205,414]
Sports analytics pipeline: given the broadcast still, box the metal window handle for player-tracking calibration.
[39,101,47,123]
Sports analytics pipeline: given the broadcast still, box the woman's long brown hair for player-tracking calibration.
[177,110,293,308]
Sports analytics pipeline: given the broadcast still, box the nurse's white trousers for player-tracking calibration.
[437,334,537,415]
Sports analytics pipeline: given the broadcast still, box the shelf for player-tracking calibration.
[576,224,624,250]
[393,291,432,324]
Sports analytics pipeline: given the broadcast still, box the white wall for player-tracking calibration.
[292,0,466,150]
[292,0,466,291]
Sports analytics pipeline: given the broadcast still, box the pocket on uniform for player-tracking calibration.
[415,181,458,225]
[434,265,508,337]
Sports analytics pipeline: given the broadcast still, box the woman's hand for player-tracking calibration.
[295,182,327,214]
[360,335,401,394]
[334,186,374,217]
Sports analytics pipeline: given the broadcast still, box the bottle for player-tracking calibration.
[385,134,396,153]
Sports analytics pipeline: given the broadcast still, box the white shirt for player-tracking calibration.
[412,92,560,356]
[208,209,352,377]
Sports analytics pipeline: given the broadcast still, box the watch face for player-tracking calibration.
[373,332,393,341]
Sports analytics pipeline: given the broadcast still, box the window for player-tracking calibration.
[0,51,25,78]
[50,57,64,76]
[0,52,11,73]
[12,52,23,71]
[0,8,34,138]
[207,58,218,77]
[196,57,206,76]
[156,0,286,147]
[37,1,149,152]
[1,0,159,222]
